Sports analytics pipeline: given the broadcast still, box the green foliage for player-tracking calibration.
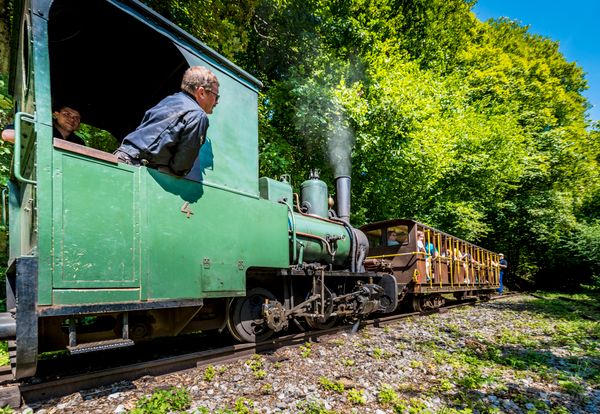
[246,355,266,379]
[203,364,216,382]
[377,384,399,406]
[319,376,345,393]
[76,123,119,153]
[260,382,273,394]
[456,367,491,390]
[300,341,312,358]
[0,341,9,366]
[0,71,13,189]
[346,388,366,405]
[129,387,191,414]
[140,0,259,61]
[296,400,337,414]
[372,347,384,359]
[558,379,586,397]
[198,398,258,414]
[0,407,13,414]
[231,398,256,414]
[341,358,355,366]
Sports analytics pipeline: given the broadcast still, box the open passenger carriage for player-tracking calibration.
[361,219,500,311]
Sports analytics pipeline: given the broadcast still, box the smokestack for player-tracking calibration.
[335,175,351,222]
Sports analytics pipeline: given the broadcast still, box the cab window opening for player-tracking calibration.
[48,0,189,149]
[386,225,408,246]
[365,229,382,248]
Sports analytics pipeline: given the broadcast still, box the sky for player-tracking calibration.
[473,0,600,123]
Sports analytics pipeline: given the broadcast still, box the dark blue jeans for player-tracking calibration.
[497,271,504,293]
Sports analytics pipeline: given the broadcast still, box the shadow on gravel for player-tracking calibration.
[485,293,600,322]
[472,342,598,381]
[448,338,600,413]
[447,294,600,411]
[464,380,596,413]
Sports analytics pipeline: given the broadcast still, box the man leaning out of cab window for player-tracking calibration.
[114,66,219,177]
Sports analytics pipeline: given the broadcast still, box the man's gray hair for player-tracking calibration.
[181,66,219,94]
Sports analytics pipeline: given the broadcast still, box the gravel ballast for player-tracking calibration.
[22,294,600,413]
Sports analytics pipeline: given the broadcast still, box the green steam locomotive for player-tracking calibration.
[0,0,499,379]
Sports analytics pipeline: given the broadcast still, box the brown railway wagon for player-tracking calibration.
[360,219,500,309]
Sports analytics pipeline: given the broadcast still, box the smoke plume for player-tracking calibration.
[326,107,355,177]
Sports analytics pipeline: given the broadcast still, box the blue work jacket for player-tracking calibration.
[118,91,209,176]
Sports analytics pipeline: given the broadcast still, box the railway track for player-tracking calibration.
[0,293,519,408]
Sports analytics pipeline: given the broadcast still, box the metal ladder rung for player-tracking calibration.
[67,338,134,354]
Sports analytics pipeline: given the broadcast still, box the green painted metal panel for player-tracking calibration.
[7,181,23,261]
[52,151,140,288]
[300,178,329,218]
[33,12,54,305]
[176,47,259,197]
[201,262,244,295]
[143,169,289,300]
[51,289,140,305]
[259,177,293,203]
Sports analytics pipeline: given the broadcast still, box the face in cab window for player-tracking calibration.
[387,226,408,246]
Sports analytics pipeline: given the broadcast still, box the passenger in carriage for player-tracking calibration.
[387,231,400,246]
[448,246,470,284]
[417,231,438,282]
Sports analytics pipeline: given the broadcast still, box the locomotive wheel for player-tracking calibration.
[412,294,445,312]
[411,295,424,312]
[227,288,276,343]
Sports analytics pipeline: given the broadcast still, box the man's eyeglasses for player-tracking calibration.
[206,89,220,102]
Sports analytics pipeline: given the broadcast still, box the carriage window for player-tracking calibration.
[386,225,408,246]
[365,229,383,248]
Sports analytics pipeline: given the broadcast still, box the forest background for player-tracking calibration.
[0,0,598,290]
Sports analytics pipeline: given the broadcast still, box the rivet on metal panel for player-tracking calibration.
[237,260,245,270]
[23,199,33,212]
[180,202,194,218]
[203,258,211,269]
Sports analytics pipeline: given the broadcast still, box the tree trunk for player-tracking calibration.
[0,0,12,75]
